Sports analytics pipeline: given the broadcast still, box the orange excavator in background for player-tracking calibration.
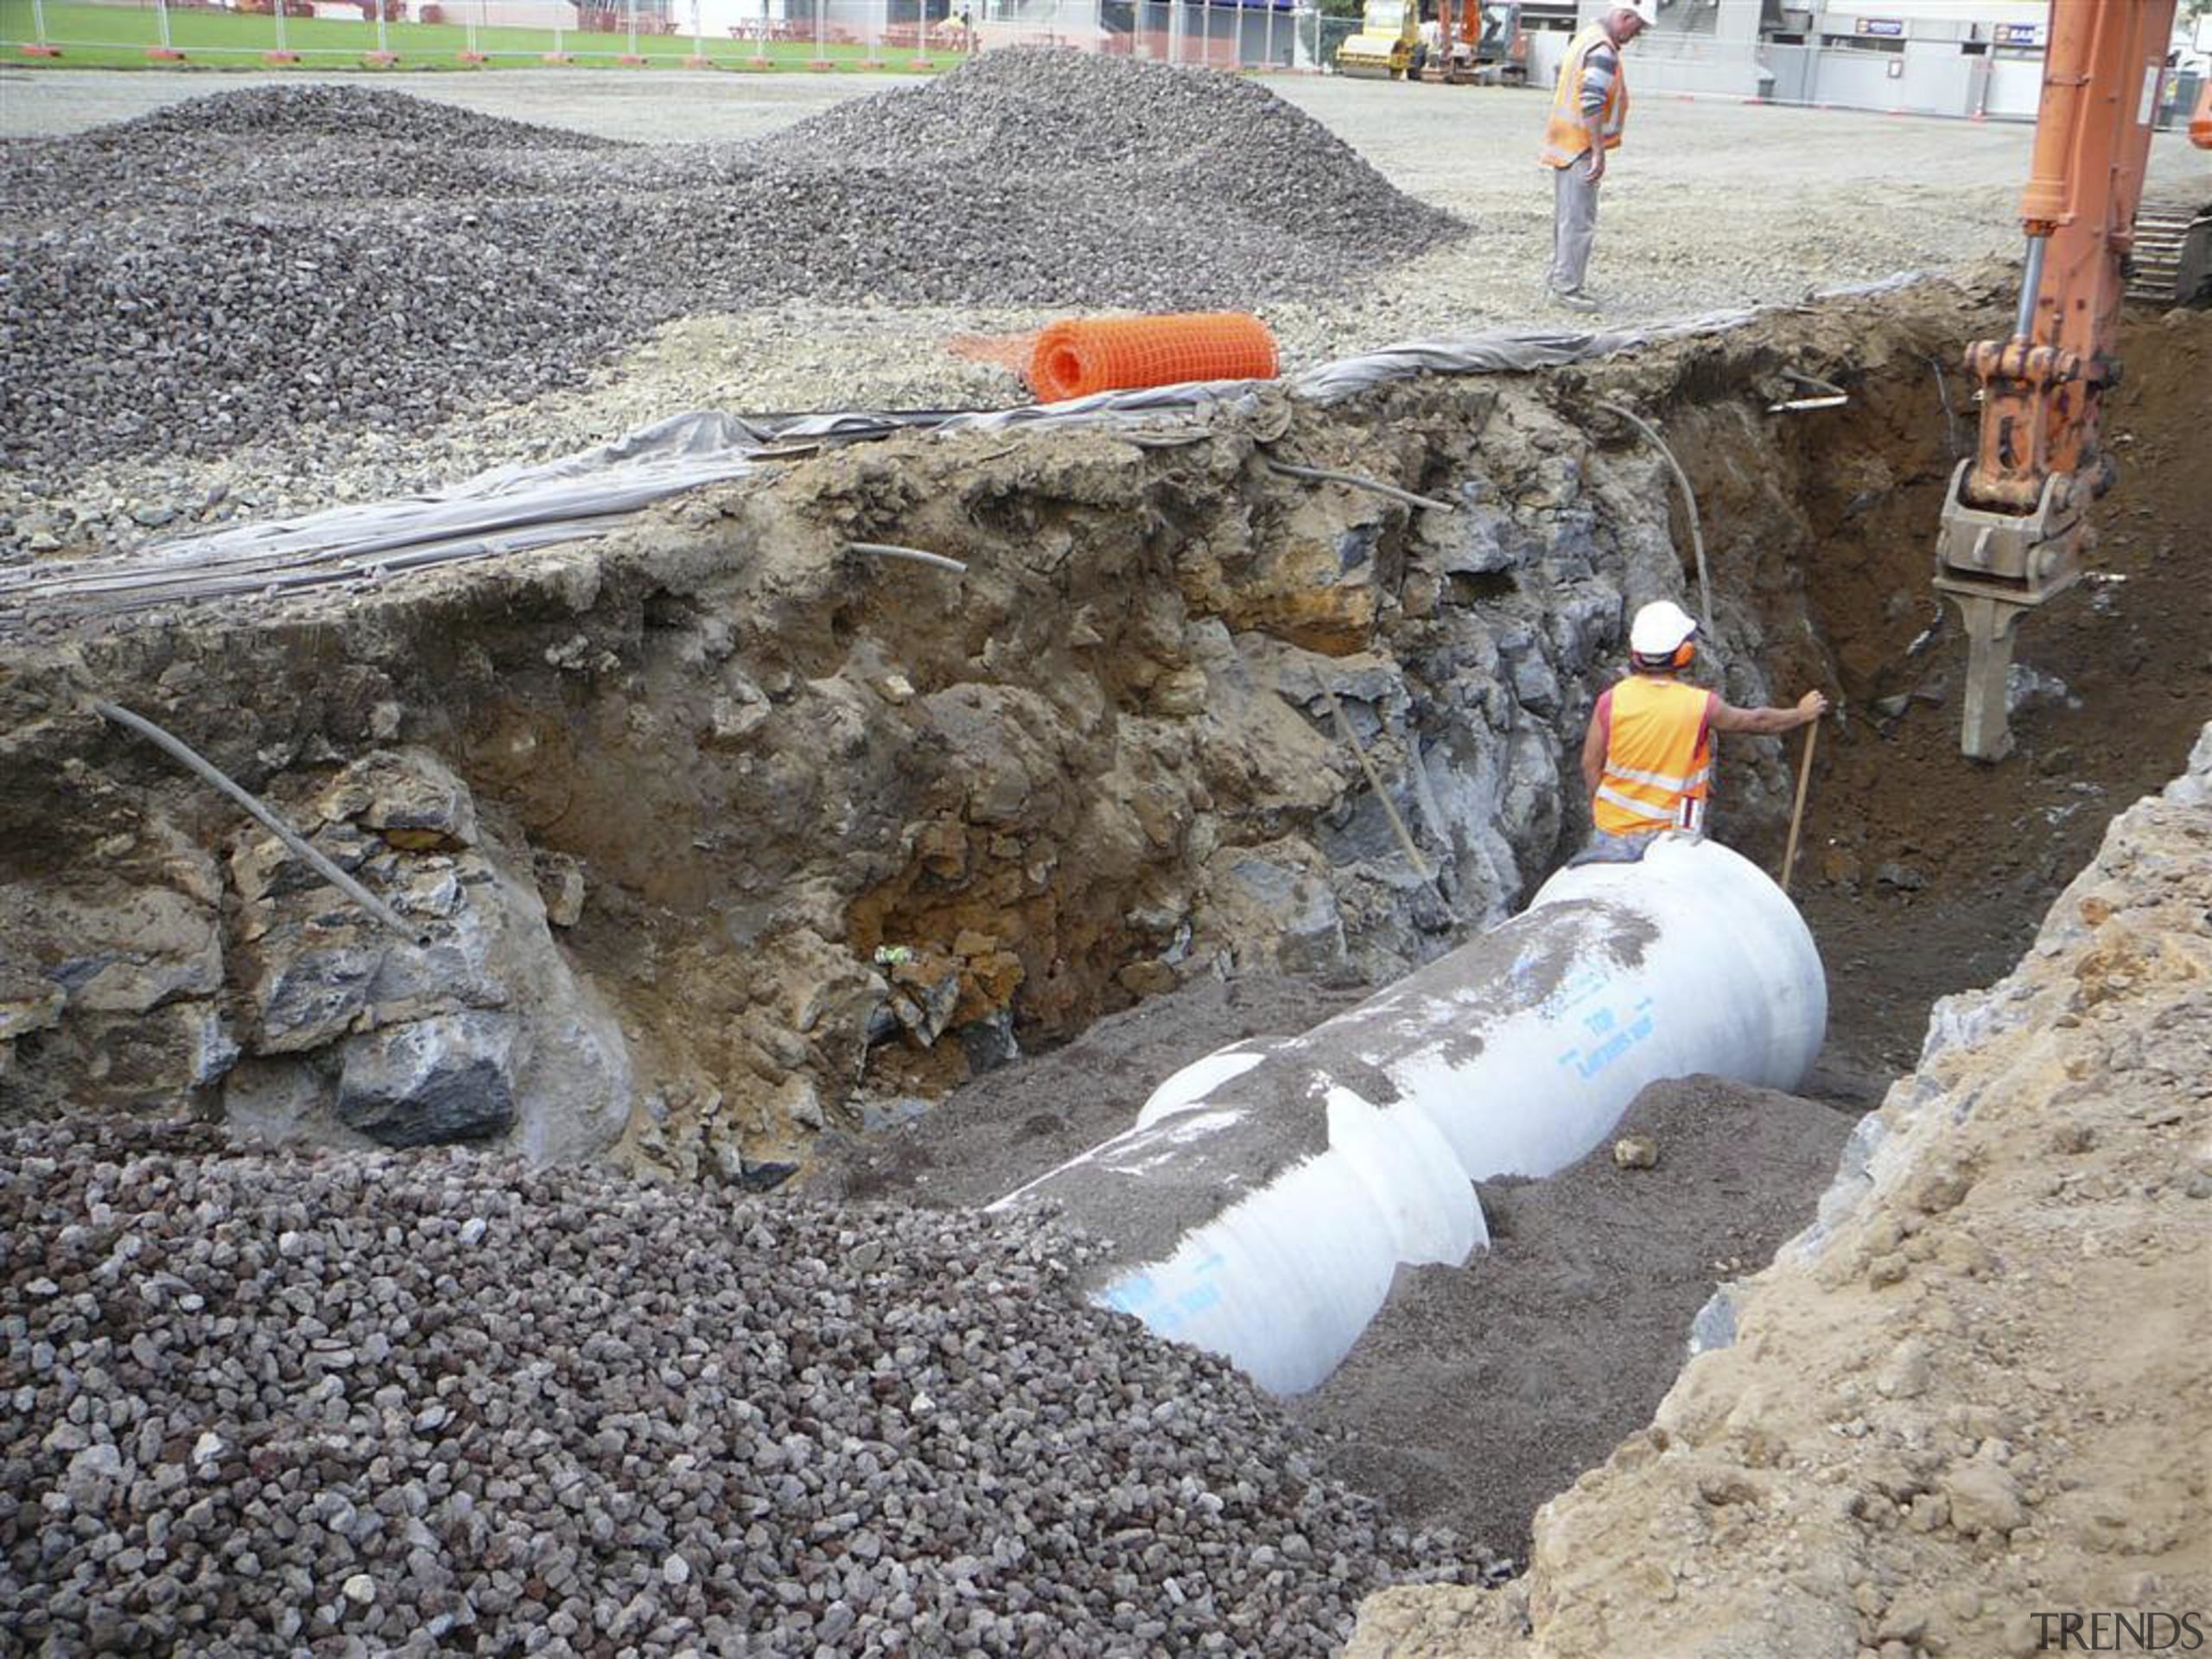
[1934,0,2212,760]
[1423,0,1527,86]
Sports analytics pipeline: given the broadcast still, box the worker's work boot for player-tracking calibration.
[1547,286,1601,314]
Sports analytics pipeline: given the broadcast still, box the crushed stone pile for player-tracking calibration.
[1,1120,1474,1657]
[753,49,1460,261]
[86,83,622,147]
[0,55,1462,481]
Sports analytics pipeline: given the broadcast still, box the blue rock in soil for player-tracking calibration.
[959,1012,1021,1076]
[736,1160,800,1192]
[1437,505,1519,576]
[336,1011,518,1147]
[247,938,385,1056]
[860,1096,935,1135]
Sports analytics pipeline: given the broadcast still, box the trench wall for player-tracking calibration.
[0,291,1987,1171]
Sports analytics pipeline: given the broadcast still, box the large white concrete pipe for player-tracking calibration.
[988,835,1825,1395]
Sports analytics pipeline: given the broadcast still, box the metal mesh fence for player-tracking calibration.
[0,0,1324,70]
[5,1,2164,130]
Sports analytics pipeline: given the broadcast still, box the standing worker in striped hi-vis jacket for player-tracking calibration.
[1539,2,1656,313]
[1578,601,1828,862]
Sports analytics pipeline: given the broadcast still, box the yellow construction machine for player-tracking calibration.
[1335,0,1420,80]
[1337,0,1526,85]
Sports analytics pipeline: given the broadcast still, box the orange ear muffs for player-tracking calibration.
[1670,639,1696,670]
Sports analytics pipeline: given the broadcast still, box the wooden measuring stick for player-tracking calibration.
[1780,719,1819,894]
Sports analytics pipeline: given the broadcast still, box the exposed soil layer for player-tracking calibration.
[3,272,2206,1626]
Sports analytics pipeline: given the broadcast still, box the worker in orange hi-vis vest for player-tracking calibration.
[1577,601,1828,863]
[1539,2,1656,313]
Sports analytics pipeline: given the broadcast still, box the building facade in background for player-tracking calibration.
[1560,0,2202,123]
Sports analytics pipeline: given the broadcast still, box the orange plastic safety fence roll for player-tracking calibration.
[1027,313,1279,403]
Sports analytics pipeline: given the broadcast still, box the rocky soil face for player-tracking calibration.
[13,270,1908,1166]
[30,276,2176,1183]
[1348,726,2212,1657]
[0,1121,1477,1656]
[0,742,629,1160]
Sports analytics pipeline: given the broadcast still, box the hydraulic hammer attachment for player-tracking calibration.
[1932,0,2174,761]
[1932,463,2088,762]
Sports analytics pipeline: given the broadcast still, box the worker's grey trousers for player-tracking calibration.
[1547,155,1601,296]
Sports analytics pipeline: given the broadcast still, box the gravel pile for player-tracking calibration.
[753,49,1460,264]
[2,1120,1476,1656]
[0,57,1461,483]
[93,83,618,147]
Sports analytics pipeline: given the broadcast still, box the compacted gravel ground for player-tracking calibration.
[1,1120,1478,1656]
[3,57,2202,563]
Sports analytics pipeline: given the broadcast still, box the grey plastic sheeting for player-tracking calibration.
[3,279,1923,623]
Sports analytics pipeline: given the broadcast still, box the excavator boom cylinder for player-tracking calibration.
[1937,0,2176,761]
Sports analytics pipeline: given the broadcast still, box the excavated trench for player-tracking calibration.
[807,289,2212,1560]
[3,283,2207,1574]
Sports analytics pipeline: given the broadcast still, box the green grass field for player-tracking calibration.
[0,0,962,69]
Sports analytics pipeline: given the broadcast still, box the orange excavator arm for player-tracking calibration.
[1435,0,1475,77]
[1933,0,2188,760]
[1433,0,1516,83]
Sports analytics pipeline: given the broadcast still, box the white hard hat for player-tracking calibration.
[1629,599,1698,658]
[1616,0,1659,22]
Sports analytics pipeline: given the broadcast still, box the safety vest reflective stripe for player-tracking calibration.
[1593,675,1713,838]
[1605,759,1712,791]
[1594,785,1675,823]
[1541,24,1630,168]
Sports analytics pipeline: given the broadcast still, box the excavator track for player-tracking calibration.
[2127,200,2212,305]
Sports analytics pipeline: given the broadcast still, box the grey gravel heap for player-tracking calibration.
[0,57,1462,483]
[753,49,1459,267]
[3,1120,1477,1656]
